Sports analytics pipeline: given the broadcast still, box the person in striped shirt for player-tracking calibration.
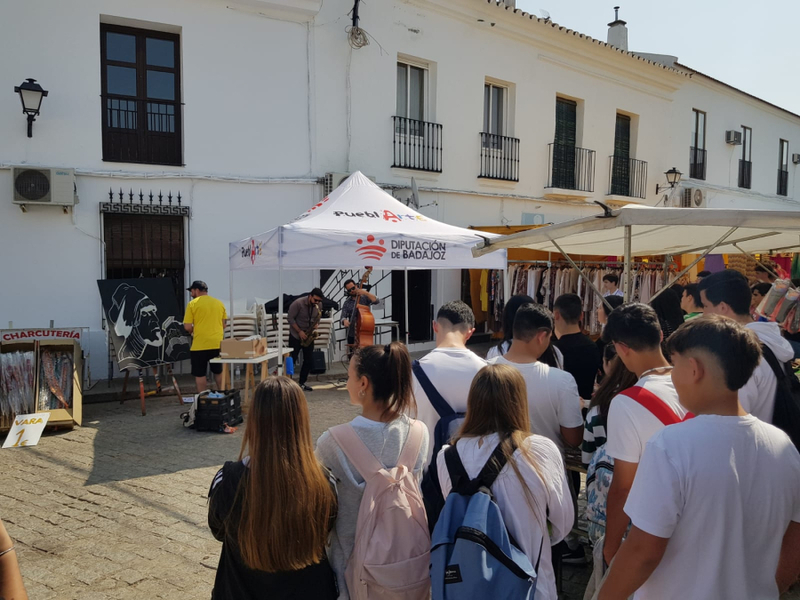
[583,344,636,543]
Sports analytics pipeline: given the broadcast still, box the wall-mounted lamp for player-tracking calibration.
[14,78,48,138]
[655,167,682,194]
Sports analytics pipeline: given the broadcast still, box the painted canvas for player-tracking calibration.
[97,279,191,371]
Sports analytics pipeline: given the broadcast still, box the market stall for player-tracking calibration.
[229,172,507,370]
[472,205,800,303]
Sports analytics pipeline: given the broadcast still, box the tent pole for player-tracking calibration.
[277,227,284,376]
[623,225,632,301]
[228,269,234,338]
[649,227,739,303]
[550,239,612,311]
[404,267,410,347]
[503,268,510,308]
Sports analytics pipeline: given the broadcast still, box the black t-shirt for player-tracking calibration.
[208,461,338,600]
[554,332,602,400]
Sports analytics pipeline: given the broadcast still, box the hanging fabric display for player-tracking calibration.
[0,351,35,417]
[37,349,73,411]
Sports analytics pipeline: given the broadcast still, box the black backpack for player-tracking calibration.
[412,360,466,532]
[760,344,800,450]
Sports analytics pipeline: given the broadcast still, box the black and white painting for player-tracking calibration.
[97,279,191,371]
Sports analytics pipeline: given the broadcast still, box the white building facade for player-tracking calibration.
[1,0,798,377]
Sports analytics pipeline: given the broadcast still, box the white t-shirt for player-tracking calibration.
[603,289,624,298]
[625,415,800,600]
[488,356,583,450]
[412,347,487,466]
[739,321,795,423]
[604,373,685,464]
[486,342,564,369]
[437,434,573,600]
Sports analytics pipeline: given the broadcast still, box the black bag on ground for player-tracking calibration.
[310,350,327,375]
[761,344,800,450]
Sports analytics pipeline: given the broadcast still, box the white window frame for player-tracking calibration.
[396,57,429,123]
[483,82,508,137]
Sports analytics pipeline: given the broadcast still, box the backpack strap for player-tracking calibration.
[444,439,514,496]
[412,360,455,418]
[761,343,787,381]
[398,420,425,468]
[329,423,385,478]
[622,385,691,425]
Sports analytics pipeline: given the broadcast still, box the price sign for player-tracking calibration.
[2,413,50,449]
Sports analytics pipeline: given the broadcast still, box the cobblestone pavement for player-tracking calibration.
[12,380,795,599]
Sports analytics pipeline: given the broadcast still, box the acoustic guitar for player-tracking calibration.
[352,267,375,349]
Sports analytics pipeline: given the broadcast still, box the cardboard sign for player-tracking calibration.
[1,328,83,343]
[2,413,50,448]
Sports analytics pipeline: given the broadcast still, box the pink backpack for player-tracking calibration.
[329,420,431,600]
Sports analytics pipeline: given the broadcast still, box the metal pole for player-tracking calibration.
[404,267,410,347]
[228,269,234,339]
[623,225,632,301]
[503,267,510,307]
[277,227,284,375]
[649,227,739,303]
[551,239,613,311]
[732,243,789,286]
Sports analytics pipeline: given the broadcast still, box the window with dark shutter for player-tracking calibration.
[610,114,631,195]
[552,98,577,189]
[101,24,182,166]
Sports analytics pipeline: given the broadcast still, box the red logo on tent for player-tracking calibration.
[356,235,386,261]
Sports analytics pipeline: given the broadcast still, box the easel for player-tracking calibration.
[119,364,183,416]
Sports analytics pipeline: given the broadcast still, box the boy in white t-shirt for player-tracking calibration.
[599,315,800,599]
[601,303,686,566]
[412,300,486,467]
[488,302,583,451]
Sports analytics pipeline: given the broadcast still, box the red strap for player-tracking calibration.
[622,386,694,426]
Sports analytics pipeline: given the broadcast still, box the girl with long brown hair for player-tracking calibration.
[316,342,430,599]
[208,376,338,600]
[436,363,573,600]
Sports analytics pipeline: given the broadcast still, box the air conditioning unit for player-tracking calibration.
[793,153,800,165]
[323,172,376,197]
[12,167,78,209]
[680,187,707,208]
[725,130,742,145]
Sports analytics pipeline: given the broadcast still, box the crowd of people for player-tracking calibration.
[198,267,800,600]
[4,266,799,599]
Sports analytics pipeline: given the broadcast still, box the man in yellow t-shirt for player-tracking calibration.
[183,281,227,393]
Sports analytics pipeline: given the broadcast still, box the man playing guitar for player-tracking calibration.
[342,277,379,354]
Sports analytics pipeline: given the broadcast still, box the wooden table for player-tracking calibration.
[210,349,292,405]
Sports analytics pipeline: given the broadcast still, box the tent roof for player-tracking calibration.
[472,205,800,258]
[230,172,506,270]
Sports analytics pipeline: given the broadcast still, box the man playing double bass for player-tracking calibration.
[288,287,324,392]
[341,278,379,354]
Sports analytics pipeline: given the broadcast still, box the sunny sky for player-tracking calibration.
[516,0,800,115]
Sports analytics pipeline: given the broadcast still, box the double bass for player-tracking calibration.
[349,266,375,350]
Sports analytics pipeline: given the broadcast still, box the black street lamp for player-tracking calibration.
[656,167,682,194]
[14,78,48,138]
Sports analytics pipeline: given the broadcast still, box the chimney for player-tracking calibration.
[607,6,628,51]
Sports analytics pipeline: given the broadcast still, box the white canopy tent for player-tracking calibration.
[229,172,506,369]
[472,205,800,302]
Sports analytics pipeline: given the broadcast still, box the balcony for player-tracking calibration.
[608,156,647,199]
[545,143,596,198]
[739,160,752,189]
[479,133,520,182]
[778,169,789,196]
[689,146,707,180]
[392,116,443,173]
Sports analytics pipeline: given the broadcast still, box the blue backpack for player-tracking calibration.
[431,443,542,600]
[412,360,465,531]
